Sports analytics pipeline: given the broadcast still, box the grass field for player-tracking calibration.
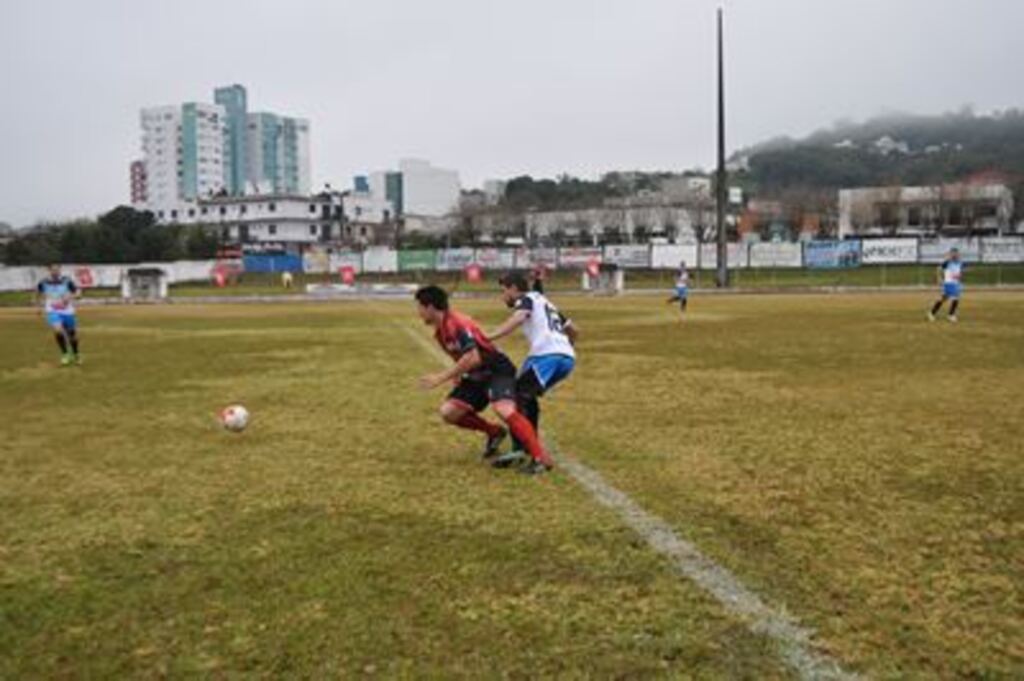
[2,292,1022,678]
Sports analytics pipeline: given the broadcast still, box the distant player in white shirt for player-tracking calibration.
[666,260,690,318]
[928,248,964,323]
[488,272,578,470]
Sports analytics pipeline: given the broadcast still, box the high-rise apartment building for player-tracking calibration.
[246,112,311,195]
[214,84,248,196]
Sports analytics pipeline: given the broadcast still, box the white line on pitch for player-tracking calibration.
[395,315,855,680]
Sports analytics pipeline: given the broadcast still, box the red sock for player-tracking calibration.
[505,412,553,467]
[455,412,502,437]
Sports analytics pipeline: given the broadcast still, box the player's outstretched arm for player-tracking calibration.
[419,348,484,390]
[488,310,530,342]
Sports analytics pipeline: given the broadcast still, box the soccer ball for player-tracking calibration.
[220,405,250,432]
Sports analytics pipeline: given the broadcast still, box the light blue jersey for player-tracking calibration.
[37,275,78,328]
[941,260,964,298]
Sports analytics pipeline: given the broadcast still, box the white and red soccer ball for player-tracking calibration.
[219,404,250,432]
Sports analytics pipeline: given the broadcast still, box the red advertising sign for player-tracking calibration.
[585,258,601,278]
[465,263,483,283]
[74,267,94,288]
[340,265,356,285]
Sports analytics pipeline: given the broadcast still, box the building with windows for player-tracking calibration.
[838,183,1016,237]
[130,160,147,206]
[151,194,340,244]
[140,103,227,214]
[214,84,248,196]
[137,85,311,214]
[246,112,311,195]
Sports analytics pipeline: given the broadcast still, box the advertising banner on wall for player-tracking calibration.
[363,247,399,273]
[919,238,981,263]
[329,251,363,274]
[602,244,651,268]
[473,248,516,270]
[980,237,1024,263]
[302,246,330,274]
[514,248,558,269]
[557,247,603,268]
[398,250,436,272]
[860,239,918,264]
[435,248,475,271]
[698,243,748,269]
[650,244,699,269]
[804,240,861,269]
[748,242,803,268]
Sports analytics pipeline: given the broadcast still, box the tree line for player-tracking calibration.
[2,206,220,266]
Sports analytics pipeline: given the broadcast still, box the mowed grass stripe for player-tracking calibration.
[0,303,786,678]
[393,304,853,680]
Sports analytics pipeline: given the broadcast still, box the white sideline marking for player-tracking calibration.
[396,318,855,680]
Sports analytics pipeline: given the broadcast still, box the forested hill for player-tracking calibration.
[738,110,1024,199]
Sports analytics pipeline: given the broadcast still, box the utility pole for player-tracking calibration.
[715,6,729,288]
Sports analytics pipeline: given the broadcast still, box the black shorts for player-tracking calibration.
[447,371,517,412]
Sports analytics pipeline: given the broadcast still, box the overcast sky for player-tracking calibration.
[1,0,1021,227]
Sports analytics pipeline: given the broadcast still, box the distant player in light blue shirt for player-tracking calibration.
[666,261,690,318]
[928,248,964,323]
[36,264,82,365]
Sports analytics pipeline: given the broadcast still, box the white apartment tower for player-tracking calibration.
[141,103,227,215]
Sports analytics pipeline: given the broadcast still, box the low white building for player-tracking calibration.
[153,194,341,244]
[838,183,1016,237]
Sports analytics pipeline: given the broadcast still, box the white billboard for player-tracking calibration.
[860,239,919,264]
[981,237,1024,263]
[602,244,651,268]
[699,242,748,269]
[329,251,364,273]
[473,248,516,270]
[748,242,803,268]
[919,238,981,263]
[363,248,399,273]
[651,244,699,269]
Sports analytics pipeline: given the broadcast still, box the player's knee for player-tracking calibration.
[439,402,463,423]
[492,400,517,420]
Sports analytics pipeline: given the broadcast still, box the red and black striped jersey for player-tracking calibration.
[433,310,510,377]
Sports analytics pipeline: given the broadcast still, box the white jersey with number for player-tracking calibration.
[512,292,575,359]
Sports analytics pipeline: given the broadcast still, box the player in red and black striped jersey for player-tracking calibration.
[415,285,554,474]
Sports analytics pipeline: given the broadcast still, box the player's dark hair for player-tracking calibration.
[498,271,530,292]
[415,285,449,311]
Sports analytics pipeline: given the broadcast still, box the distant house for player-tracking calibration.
[838,183,1015,237]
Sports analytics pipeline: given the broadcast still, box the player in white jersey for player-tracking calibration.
[35,263,82,365]
[666,260,690,317]
[928,248,964,323]
[487,272,578,471]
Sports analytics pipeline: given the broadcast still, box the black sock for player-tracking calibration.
[949,300,959,316]
[67,330,79,354]
[931,299,944,315]
[680,299,688,312]
[54,332,68,354]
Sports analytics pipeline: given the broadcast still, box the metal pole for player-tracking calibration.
[715,7,729,288]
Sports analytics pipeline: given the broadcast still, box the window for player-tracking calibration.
[158,210,165,219]
[171,209,178,219]
[309,224,317,236]
[268,224,277,235]
[239,205,247,215]
[188,208,195,217]
[908,207,922,227]
[360,226,367,237]
[268,202,276,212]
[201,207,208,215]
[219,206,227,216]
[355,206,363,217]
[309,204,316,213]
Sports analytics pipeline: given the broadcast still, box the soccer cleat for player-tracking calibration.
[948,315,958,323]
[518,459,553,476]
[491,449,528,469]
[927,311,936,322]
[482,427,508,459]
[73,354,83,366]
[60,354,73,366]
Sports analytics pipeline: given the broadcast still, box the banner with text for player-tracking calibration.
[514,247,558,269]
[398,249,437,272]
[919,238,981,263]
[804,240,861,269]
[329,251,364,274]
[698,243,748,269]
[435,248,475,271]
[860,239,919,264]
[748,242,803,268]
[981,237,1024,263]
[650,244,699,269]
[473,248,516,270]
[557,247,603,268]
[602,244,651,268]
